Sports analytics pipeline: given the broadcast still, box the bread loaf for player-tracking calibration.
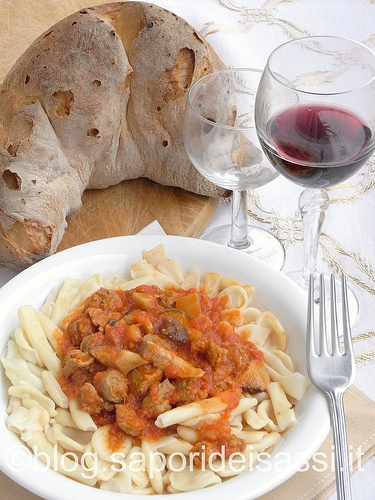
[0,1,226,269]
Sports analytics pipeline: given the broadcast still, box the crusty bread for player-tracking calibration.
[0,1,226,269]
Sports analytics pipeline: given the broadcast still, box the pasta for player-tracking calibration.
[1,244,309,494]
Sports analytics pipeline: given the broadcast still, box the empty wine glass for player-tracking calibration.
[183,68,285,270]
[255,36,375,317]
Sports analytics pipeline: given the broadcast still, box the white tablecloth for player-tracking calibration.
[1,1,374,499]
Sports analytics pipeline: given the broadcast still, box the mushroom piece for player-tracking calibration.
[140,334,204,378]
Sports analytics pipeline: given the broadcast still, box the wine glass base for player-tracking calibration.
[200,224,286,271]
[286,270,359,326]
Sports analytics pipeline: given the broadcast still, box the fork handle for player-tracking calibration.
[327,390,352,500]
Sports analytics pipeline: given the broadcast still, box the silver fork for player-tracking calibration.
[307,274,355,500]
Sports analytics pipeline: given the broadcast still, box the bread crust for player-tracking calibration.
[0,2,226,268]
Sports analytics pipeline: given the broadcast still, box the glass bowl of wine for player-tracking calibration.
[255,36,375,319]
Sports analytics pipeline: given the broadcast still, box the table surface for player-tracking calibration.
[1,1,375,499]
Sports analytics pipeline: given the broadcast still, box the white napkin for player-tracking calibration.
[136,220,166,236]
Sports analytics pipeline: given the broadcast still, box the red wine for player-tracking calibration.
[261,104,373,188]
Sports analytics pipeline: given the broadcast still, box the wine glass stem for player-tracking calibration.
[229,189,251,250]
[299,188,330,290]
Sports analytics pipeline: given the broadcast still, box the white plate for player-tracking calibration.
[0,235,330,500]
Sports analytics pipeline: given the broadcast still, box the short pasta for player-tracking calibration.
[1,244,309,494]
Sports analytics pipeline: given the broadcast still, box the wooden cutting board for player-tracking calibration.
[0,0,220,250]
[57,179,219,251]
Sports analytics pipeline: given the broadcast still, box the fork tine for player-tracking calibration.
[318,274,328,356]
[307,274,316,356]
[341,274,354,359]
[330,274,340,356]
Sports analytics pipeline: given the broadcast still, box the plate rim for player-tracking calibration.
[0,234,330,500]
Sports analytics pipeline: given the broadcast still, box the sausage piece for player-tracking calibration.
[94,368,128,403]
[116,403,147,436]
[62,349,93,377]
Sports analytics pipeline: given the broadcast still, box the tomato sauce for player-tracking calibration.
[56,284,266,453]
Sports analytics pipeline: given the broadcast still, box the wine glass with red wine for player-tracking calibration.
[255,36,375,317]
